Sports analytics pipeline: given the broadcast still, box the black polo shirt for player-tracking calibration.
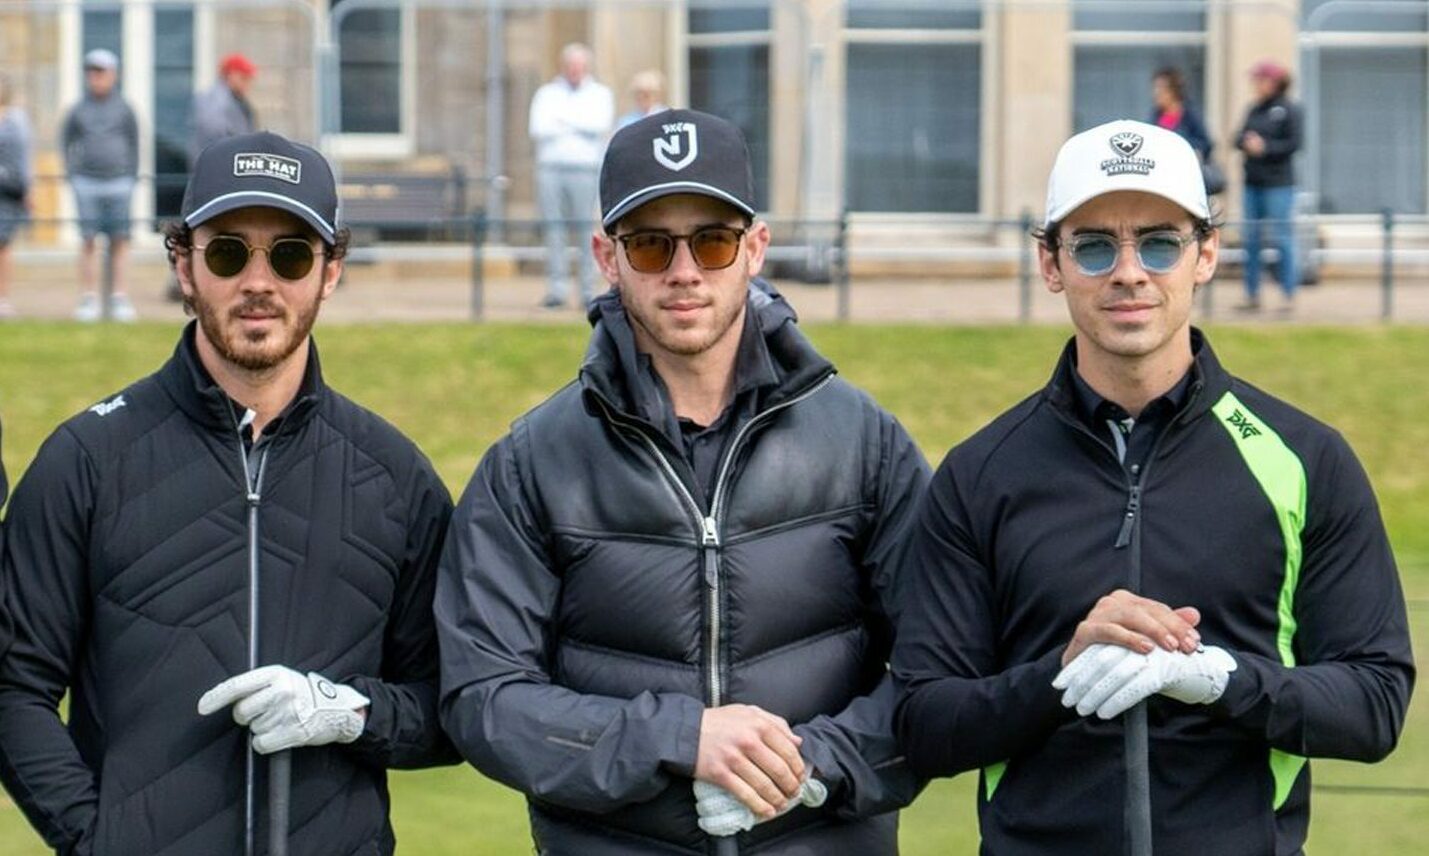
[1071,367,1192,475]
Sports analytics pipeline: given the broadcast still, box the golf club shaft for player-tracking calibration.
[269,750,292,856]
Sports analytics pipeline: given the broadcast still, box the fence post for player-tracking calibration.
[1017,209,1033,324]
[1381,208,1394,322]
[835,210,851,322]
[470,211,488,323]
[100,240,114,322]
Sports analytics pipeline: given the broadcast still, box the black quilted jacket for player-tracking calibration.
[0,324,456,855]
[437,286,929,855]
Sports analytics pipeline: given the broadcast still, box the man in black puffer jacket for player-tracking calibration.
[0,132,455,856]
[437,109,928,855]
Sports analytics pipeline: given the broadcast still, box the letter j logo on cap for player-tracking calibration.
[653,122,699,171]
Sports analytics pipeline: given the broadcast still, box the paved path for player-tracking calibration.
[5,253,1427,326]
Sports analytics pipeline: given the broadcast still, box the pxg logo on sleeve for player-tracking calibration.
[233,153,303,185]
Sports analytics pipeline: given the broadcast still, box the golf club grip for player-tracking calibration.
[269,750,292,856]
[714,836,740,856]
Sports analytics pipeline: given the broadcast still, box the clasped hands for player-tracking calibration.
[1054,590,1236,719]
[691,704,826,837]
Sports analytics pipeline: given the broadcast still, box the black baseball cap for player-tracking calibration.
[599,108,756,229]
[182,131,339,244]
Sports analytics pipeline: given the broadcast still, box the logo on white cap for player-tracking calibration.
[233,153,302,185]
[653,122,698,172]
[1100,132,1155,177]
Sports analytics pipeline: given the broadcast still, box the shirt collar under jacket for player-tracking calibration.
[1069,362,1194,437]
[1044,327,1228,435]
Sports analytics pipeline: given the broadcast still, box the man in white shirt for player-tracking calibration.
[528,42,613,309]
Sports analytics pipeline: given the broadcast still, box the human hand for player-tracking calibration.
[1052,643,1237,719]
[694,705,805,819]
[693,775,828,836]
[1243,131,1266,156]
[198,665,369,754]
[1062,589,1201,667]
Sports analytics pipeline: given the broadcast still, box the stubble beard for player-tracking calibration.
[624,267,748,358]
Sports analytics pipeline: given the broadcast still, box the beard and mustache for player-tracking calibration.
[189,285,323,373]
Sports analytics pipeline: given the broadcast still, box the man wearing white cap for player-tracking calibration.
[893,120,1412,854]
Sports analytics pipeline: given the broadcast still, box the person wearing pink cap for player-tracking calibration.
[1234,59,1302,313]
[894,119,1411,855]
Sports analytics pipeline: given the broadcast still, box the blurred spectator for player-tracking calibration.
[191,53,258,165]
[1235,59,1303,313]
[528,42,613,308]
[61,49,139,322]
[616,69,668,130]
[168,53,258,303]
[1150,67,1211,161]
[0,72,32,320]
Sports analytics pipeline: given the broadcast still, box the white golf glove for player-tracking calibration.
[693,776,828,837]
[1052,643,1237,720]
[198,665,370,754]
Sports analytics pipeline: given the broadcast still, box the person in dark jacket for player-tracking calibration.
[893,119,1414,856]
[1150,67,1211,161]
[436,109,928,855]
[1234,59,1303,312]
[0,131,456,856]
[191,53,258,166]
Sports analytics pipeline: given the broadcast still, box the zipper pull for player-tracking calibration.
[1114,485,1141,549]
[247,491,261,507]
[702,516,719,587]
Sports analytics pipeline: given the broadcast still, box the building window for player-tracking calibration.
[1071,0,1205,132]
[153,9,194,218]
[1303,0,1429,214]
[332,0,402,135]
[688,5,771,210]
[844,6,982,213]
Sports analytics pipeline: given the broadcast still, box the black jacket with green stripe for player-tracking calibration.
[891,330,1414,856]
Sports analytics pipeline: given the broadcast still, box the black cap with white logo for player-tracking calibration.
[599,108,756,229]
[182,131,339,243]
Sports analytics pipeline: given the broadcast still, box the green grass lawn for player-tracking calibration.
[0,321,1425,853]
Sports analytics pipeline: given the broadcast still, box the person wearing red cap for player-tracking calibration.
[171,54,260,302]
[191,53,258,165]
[1234,59,1302,313]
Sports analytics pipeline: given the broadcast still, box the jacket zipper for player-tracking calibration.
[592,374,834,710]
[233,409,270,856]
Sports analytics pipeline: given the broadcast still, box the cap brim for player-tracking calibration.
[602,180,756,228]
[185,191,337,244]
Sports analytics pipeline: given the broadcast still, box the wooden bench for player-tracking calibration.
[337,168,470,242]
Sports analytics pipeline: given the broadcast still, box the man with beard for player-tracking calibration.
[436,109,927,855]
[0,131,455,856]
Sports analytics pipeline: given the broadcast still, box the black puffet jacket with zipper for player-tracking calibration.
[437,287,929,854]
[0,325,456,856]
[893,332,1414,855]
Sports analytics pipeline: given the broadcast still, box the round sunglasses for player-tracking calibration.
[1064,231,1198,277]
[614,226,747,274]
[193,236,321,281]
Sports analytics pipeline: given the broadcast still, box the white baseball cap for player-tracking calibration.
[1044,119,1209,227]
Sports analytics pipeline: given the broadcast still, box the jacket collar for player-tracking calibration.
[1044,327,1231,427]
[158,320,325,436]
[578,278,835,437]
